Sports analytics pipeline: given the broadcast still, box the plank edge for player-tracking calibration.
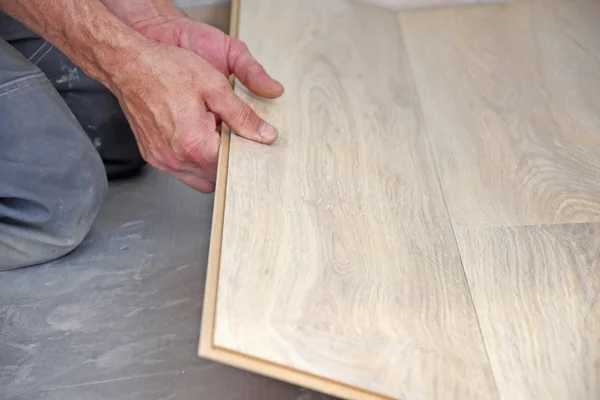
[202,345,393,400]
[198,0,239,359]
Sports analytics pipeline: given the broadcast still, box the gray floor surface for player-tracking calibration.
[0,168,332,400]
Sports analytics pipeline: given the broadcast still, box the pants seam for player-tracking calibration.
[0,72,46,93]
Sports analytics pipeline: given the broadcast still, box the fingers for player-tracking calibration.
[149,114,221,191]
[206,82,279,144]
[228,38,284,99]
[164,129,220,193]
[177,127,221,193]
[178,124,221,180]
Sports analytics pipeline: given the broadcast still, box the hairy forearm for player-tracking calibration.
[0,0,151,89]
[99,0,184,28]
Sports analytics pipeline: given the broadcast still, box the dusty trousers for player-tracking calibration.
[0,12,145,270]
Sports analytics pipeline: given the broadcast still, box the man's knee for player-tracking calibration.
[0,154,108,271]
[0,39,108,270]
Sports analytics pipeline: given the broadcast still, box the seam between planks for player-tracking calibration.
[395,12,502,399]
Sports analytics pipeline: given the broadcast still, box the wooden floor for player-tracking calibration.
[199,0,600,399]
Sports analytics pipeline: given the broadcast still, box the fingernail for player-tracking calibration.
[259,121,279,141]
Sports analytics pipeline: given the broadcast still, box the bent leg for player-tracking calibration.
[0,12,146,179]
[0,38,108,270]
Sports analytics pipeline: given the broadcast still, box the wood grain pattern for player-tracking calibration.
[455,225,600,400]
[399,0,600,228]
[400,1,600,399]
[202,0,497,399]
[200,0,600,399]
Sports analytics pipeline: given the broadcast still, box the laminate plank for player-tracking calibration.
[399,0,600,228]
[201,0,497,398]
[455,224,600,400]
[399,2,600,398]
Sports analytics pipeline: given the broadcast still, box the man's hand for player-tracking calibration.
[101,1,285,193]
[136,16,284,101]
[100,0,284,100]
[1,0,284,194]
[111,41,280,193]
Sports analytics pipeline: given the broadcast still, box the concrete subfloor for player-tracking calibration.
[0,168,333,400]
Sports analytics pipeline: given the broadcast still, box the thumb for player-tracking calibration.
[206,83,279,144]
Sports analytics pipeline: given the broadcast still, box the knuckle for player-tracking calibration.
[231,39,249,56]
[182,143,202,163]
[181,138,215,169]
[209,77,230,95]
[234,105,258,127]
[204,78,231,104]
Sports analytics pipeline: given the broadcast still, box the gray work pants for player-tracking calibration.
[0,13,144,270]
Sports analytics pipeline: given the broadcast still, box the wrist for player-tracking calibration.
[52,10,158,92]
[104,37,163,96]
[0,0,159,92]
[87,31,158,93]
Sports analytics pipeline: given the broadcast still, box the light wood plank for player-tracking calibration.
[202,0,498,399]
[399,0,600,228]
[400,2,600,398]
[455,224,600,400]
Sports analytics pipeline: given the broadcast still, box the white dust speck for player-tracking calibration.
[55,65,80,88]
[120,220,143,229]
